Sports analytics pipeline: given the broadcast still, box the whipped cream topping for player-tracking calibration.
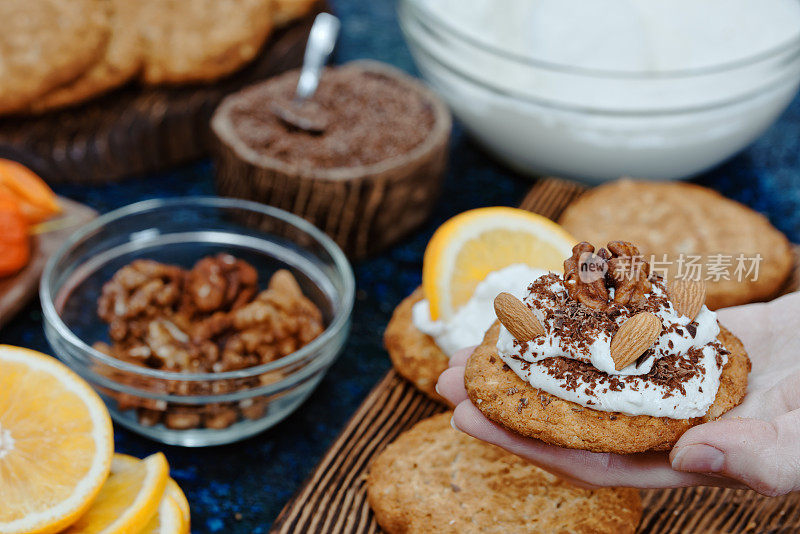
[496,273,729,419]
[413,264,548,356]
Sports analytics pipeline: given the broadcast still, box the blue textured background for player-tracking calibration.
[2,1,800,532]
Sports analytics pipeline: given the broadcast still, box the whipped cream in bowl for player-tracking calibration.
[400,0,800,180]
[494,247,731,420]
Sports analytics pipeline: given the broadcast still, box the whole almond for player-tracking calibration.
[610,312,662,371]
[493,292,545,341]
[667,278,706,321]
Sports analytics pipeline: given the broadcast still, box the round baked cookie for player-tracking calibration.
[29,0,142,113]
[367,412,642,534]
[137,0,274,84]
[384,288,449,403]
[273,0,317,27]
[558,179,793,310]
[465,322,750,454]
[0,0,109,114]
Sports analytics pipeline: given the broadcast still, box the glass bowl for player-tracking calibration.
[40,197,354,446]
[399,0,800,181]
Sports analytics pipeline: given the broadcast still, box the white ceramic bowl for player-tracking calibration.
[399,0,800,182]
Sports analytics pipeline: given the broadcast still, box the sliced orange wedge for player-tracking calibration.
[62,453,169,534]
[0,345,114,534]
[165,479,191,534]
[139,495,185,534]
[422,207,575,320]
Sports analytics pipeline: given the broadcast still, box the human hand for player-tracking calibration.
[436,291,800,496]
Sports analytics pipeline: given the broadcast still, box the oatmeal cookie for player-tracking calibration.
[138,0,274,84]
[465,322,750,454]
[273,0,317,27]
[0,0,109,114]
[29,0,142,113]
[559,179,793,309]
[384,287,449,403]
[366,412,642,534]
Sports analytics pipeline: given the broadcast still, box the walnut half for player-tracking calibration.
[563,242,610,311]
[607,241,651,306]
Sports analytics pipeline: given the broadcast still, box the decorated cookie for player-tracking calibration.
[367,412,643,534]
[559,179,793,309]
[0,0,109,114]
[465,241,750,454]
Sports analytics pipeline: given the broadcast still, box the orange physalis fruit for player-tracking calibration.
[0,194,30,277]
[0,158,60,224]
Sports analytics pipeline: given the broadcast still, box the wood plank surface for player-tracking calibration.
[271,177,800,534]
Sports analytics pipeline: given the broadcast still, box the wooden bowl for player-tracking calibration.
[210,60,452,259]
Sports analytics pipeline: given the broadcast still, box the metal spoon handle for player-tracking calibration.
[295,13,341,101]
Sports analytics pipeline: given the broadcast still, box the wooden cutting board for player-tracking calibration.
[0,197,96,329]
[270,177,800,534]
[0,3,326,186]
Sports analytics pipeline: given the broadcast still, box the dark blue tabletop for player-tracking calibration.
[2,1,800,532]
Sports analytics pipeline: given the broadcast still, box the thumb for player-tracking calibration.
[670,413,800,496]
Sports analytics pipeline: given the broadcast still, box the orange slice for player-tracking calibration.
[167,478,192,532]
[422,207,575,320]
[88,455,189,534]
[139,495,185,534]
[63,453,169,534]
[165,479,191,534]
[0,345,114,534]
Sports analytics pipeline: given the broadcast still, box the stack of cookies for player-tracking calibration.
[0,0,316,115]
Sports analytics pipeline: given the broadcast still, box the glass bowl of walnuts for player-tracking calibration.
[40,197,354,446]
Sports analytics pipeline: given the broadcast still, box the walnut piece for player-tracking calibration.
[563,242,610,311]
[562,240,654,311]
[183,253,258,314]
[94,257,325,431]
[607,240,651,306]
[97,260,183,342]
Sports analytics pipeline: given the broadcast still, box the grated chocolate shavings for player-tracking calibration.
[686,322,698,338]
